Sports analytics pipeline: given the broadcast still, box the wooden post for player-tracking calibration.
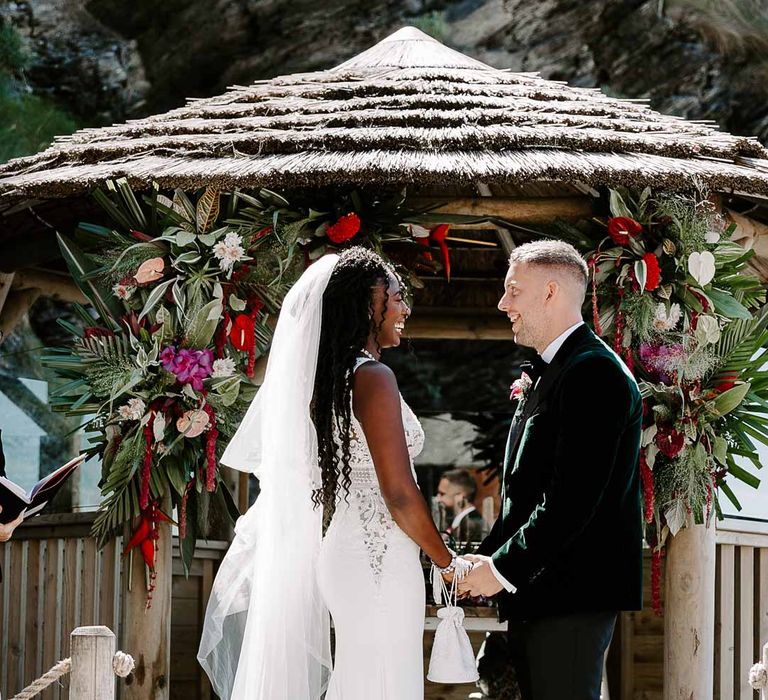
[663,523,716,700]
[120,495,172,700]
[0,288,40,344]
[70,626,116,700]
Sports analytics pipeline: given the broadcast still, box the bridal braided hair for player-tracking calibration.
[311,246,392,528]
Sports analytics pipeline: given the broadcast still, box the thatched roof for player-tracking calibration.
[2,26,768,203]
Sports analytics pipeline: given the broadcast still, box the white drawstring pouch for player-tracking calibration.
[427,564,479,684]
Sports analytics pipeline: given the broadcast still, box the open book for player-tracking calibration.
[0,454,86,524]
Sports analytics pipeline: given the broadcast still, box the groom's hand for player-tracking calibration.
[456,555,503,598]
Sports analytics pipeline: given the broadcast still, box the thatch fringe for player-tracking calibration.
[4,149,768,201]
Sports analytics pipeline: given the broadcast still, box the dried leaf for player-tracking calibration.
[196,187,221,233]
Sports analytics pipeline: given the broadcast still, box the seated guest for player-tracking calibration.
[436,468,485,546]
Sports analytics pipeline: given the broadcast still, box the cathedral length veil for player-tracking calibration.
[198,254,339,700]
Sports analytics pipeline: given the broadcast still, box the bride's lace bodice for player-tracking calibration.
[330,357,425,581]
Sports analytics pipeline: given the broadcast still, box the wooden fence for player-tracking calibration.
[0,513,226,700]
[2,515,766,699]
[619,526,768,700]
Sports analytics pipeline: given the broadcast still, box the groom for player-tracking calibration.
[458,241,643,699]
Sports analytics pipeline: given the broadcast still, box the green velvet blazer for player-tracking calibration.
[477,324,644,622]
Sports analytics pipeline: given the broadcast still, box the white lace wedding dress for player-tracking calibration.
[317,357,426,699]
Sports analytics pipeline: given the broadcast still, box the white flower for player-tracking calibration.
[153,412,167,443]
[705,229,720,244]
[212,357,236,378]
[653,303,682,331]
[113,283,136,300]
[223,232,242,247]
[117,398,146,421]
[213,233,246,271]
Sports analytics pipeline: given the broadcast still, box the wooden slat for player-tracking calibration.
[58,538,79,698]
[738,546,754,699]
[98,540,117,631]
[1,545,9,698]
[716,530,768,548]
[80,537,97,627]
[6,541,23,696]
[23,540,41,691]
[41,539,59,700]
[760,549,768,656]
[719,543,736,700]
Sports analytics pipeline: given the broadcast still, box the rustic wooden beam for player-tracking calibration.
[0,287,40,344]
[411,196,593,223]
[12,268,87,303]
[120,494,172,700]
[0,272,14,312]
[405,312,510,340]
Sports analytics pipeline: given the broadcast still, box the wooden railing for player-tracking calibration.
[715,526,768,700]
[0,513,228,700]
[0,514,122,700]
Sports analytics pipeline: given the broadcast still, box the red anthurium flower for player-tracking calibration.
[643,253,661,291]
[84,326,115,339]
[229,313,255,352]
[714,371,739,394]
[326,213,361,244]
[607,217,643,246]
[655,424,686,459]
[430,224,451,281]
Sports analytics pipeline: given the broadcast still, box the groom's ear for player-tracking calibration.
[544,280,559,301]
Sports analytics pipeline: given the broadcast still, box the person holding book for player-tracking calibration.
[0,505,23,542]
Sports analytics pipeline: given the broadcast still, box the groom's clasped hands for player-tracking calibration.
[441,554,504,598]
[440,554,504,598]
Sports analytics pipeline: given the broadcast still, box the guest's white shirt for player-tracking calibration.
[451,505,477,530]
[487,321,585,593]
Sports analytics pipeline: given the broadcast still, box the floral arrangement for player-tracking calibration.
[43,179,484,592]
[578,189,767,613]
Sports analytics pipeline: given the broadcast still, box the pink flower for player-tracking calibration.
[176,409,209,438]
[160,346,214,391]
[134,257,165,284]
[509,372,533,402]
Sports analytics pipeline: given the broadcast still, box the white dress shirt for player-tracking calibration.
[486,321,585,593]
[451,505,477,530]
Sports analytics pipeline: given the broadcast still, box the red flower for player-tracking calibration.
[607,217,643,246]
[655,424,685,459]
[229,313,255,352]
[714,371,739,394]
[326,213,361,244]
[643,253,661,291]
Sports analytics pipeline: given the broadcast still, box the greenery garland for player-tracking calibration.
[45,180,766,612]
[43,179,480,585]
[558,188,767,612]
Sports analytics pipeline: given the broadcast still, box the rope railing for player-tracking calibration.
[8,627,134,700]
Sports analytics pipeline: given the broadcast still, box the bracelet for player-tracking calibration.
[435,554,457,574]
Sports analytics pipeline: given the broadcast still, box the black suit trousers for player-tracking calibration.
[507,611,617,700]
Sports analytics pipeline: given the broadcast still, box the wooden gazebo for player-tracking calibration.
[1,26,767,700]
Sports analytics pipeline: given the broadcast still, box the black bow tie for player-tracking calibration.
[518,356,547,381]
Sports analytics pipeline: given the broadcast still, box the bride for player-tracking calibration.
[198,247,463,699]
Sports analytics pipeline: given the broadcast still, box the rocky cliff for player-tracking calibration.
[2,0,767,140]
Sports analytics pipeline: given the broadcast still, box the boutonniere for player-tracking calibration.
[509,371,533,403]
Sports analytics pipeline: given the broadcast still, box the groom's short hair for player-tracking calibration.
[509,240,588,298]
